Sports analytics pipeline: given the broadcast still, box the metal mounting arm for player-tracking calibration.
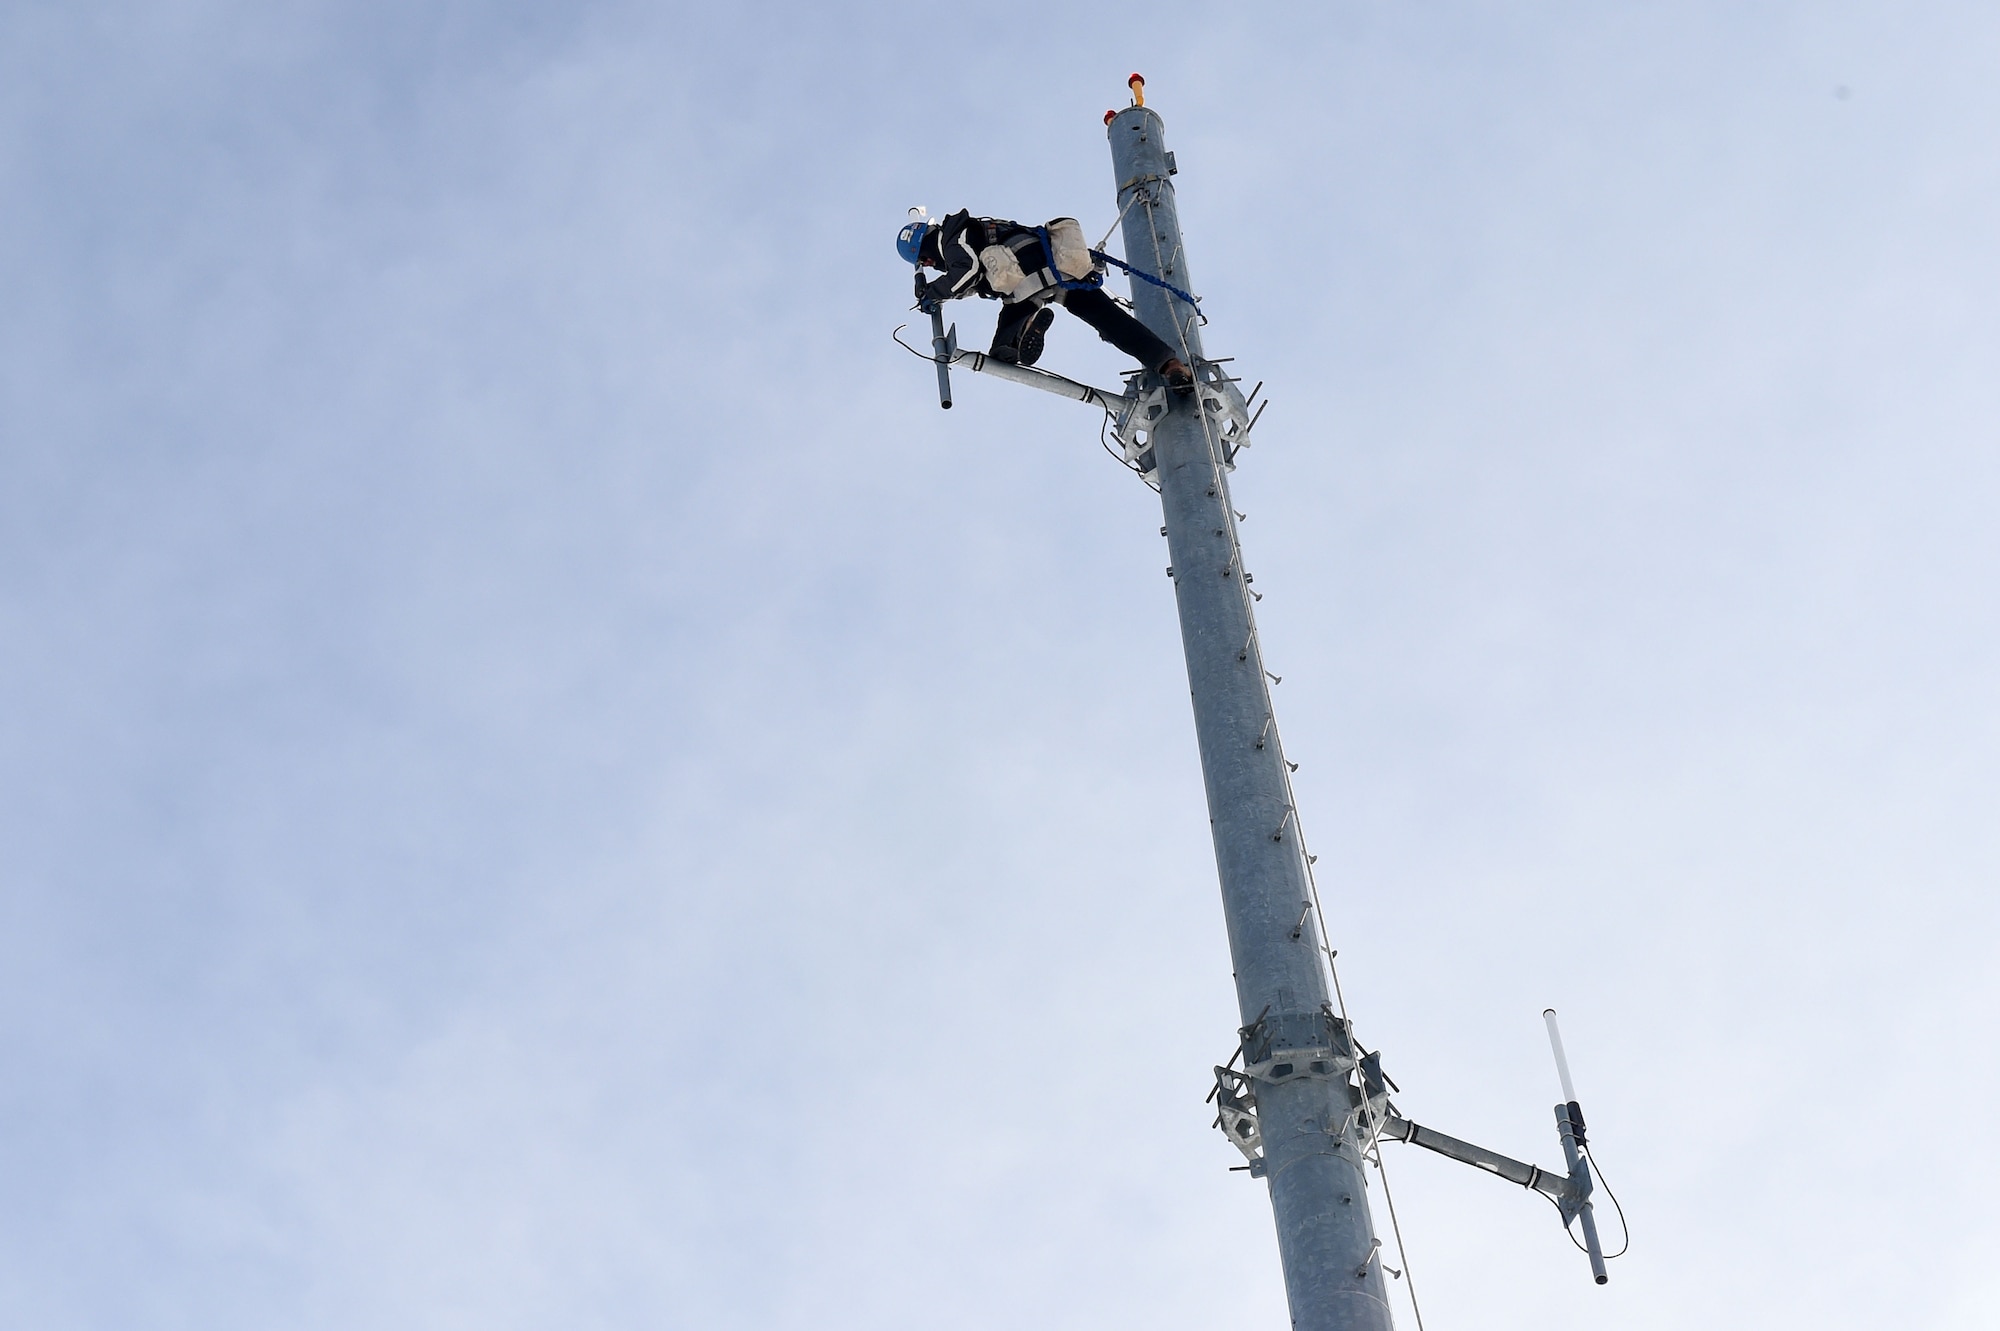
[896,319,1128,414]
[912,341,1262,499]
[1377,1115,1579,1208]
[1379,1108,1609,1286]
[949,347,1128,411]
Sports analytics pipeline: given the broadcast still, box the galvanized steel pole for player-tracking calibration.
[1106,104,1396,1331]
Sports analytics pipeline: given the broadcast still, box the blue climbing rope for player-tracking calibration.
[1091,249,1201,309]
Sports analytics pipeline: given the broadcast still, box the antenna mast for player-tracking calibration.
[1104,87,1395,1331]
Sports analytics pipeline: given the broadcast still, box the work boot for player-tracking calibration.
[1016,307,1056,367]
[1162,357,1195,395]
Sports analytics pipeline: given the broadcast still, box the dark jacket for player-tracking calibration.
[918,211,1053,305]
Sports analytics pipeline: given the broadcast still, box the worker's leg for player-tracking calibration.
[1059,287,1181,371]
[991,297,1058,365]
[990,298,1037,361]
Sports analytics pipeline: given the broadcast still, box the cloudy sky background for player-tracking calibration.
[3,2,1996,1327]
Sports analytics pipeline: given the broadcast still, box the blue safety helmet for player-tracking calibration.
[897,220,929,266]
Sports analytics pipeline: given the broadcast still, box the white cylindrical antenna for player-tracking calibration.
[1543,1008,1578,1103]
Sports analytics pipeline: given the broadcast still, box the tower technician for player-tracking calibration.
[899,208,1195,390]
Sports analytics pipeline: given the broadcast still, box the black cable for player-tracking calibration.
[1098,411,1142,475]
[1584,1145,1631,1259]
[890,324,937,360]
[1534,1151,1631,1259]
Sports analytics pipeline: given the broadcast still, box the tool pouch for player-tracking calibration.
[1044,217,1097,280]
[978,243,1028,298]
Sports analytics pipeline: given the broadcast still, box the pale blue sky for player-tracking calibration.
[3,3,1996,1328]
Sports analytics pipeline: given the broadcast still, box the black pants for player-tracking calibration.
[992,286,1180,371]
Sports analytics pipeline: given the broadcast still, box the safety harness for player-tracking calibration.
[998,227,1203,312]
[948,212,1204,312]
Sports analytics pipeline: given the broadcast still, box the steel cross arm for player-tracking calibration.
[949,348,1128,412]
[1378,1115,1579,1208]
